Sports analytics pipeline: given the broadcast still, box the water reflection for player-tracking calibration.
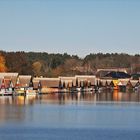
[0,92,140,129]
[0,91,140,106]
[0,96,37,106]
[35,91,140,105]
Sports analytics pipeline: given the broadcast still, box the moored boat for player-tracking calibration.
[0,89,13,96]
[26,89,37,96]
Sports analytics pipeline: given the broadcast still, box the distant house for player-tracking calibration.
[131,74,140,80]
[104,71,131,79]
[96,68,128,78]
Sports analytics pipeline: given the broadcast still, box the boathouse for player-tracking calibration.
[98,79,113,90]
[130,80,140,90]
[34,77,60,93]
[15,75,32,94]
[118,79,129,92]
[0,73,18,95]
[33,78,40,90]
[0,73,18,89]
[59,76,76,89]
[75,75,96,88]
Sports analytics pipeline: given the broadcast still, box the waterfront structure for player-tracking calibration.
[75,75,96,86]
[15,75,32,95]
[33,78,40,90]
[96,68,128,78]
[59,76,77,92]
[0,73,18,95]
[130,80,140,91]
[33,77,60,93]
[75,75,96,92]
[98,79,112,90]
[0,72,140,95]
[131,73,140,80]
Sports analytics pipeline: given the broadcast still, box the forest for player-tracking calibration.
[0,50,140,77]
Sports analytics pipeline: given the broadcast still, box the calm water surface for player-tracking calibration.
[0,91,140,140]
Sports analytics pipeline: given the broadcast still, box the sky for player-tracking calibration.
[0,0,140,57]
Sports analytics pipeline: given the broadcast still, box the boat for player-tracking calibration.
[76,87,94,92]
[14,89,25,96]
[26,89,37,96]
[0,89,13,96]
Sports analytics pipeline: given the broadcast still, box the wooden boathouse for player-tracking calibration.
[33,77,60,93]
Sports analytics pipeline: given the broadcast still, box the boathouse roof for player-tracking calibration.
[104,71,131,79]
[18,75,32,88]
[0,73,18,77]
[75,75,96,86]
[35,78,60,88]
[0,73,18,88]
[130,80,139,87]
[59,77,76,87]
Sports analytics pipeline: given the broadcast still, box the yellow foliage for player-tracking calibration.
[32,61,42,76]
[0,54,7,72]
[52,66,64,77]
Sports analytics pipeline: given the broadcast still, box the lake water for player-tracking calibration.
[0,91,140,140]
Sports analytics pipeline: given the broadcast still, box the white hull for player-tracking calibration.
[0,91,13,96]
[76,87,94,92]
[26,90,37,96]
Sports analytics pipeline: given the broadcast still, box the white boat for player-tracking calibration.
[26,89,37,96]
[14,89,25,96]
[0,89,13,96]
[76,87,94,92]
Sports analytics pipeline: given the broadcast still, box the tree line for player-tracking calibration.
[0,51,140,77]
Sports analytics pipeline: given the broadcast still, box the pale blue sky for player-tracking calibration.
[0,0,140,57]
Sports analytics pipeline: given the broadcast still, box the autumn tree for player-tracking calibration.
[32,61,42,76]
[1,50,140,76]
[0,54,7,72]
[4,52,32,75]
[51,58,83,77]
